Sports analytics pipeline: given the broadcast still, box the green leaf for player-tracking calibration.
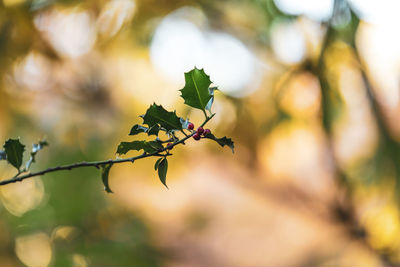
[142,104,182,132]
[101,163,113,193]
[157,158,168,188]
[180,68,212,111]
[116,140,163,155]
[205,87,218,112]
[0,150,6,160]
[147,125,160,136]
[3,138,25,170]
[147,141,164,153]
[154,158,163,170]
[129,124,148,135]
[129,124,160,136]
[204,134,235,153]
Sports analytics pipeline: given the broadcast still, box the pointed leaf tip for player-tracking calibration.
[157,157,168,188]
[142,104,182,132]
[204,134,234,153]
[129,124,160,136]
[129,124,148,136]
[101,163,113,193]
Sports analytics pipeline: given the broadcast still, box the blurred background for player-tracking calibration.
[0,0,400,266]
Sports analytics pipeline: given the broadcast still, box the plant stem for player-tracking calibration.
[202,109,208,119]
[180,130,189,137]
[0,114,215,186]
[0,153,168,186]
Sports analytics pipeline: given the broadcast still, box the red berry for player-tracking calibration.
[203,129,211,136]
[197,127,204,135]
[193,132,201,140]
[188,123,194,130]
[166,143,173,149]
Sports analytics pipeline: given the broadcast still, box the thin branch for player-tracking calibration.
[0,114,215,186]
[202,109,208,119]
[180,130,189,137]
[0,152,166,186]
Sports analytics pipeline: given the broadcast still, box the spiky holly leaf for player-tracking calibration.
[204,134,234,153]
[101,163,113,193]
[129,124,160,136]
[142,104,182,132]
[116,140,163,155]
[157,157,168,188]
[180,68,212,111]
[3,138,25,170]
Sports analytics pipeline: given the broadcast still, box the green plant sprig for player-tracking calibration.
[0,68,234,192]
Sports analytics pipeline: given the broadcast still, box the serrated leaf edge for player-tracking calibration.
[3,138,25,170]
[143,103,182,131]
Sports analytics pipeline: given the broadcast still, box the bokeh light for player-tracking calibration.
[15,232,52,267]
[274,0,334,21]
[34,8,97,58]
[150,7,262,96]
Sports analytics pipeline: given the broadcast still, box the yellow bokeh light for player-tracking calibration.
[278,72,321,118]
[97,0,136,38]
[364,203,400,250]
[258,120,334,197]
[0,178,45,217]
[15,232,52,267]
[72,254,88,267]
[2,0,25,7]
[51,225,78,242]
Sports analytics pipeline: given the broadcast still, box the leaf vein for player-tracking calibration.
[191,72,204,108]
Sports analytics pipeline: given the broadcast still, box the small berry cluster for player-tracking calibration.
[188,123,211,141]
[165,123,212,150]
